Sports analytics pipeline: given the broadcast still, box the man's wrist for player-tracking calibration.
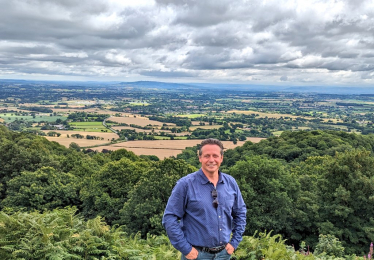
[185,247,199,259]
[229,241,238,249]
[181,245,193,256]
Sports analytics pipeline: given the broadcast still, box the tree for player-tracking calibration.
[229,155,299,239]
[110,148,139,162]
[315,150,374,254]
[292,150,374,254]
[118,159,197,236]
[0,127,64,201]
[1,167,80,211]
[69,142,80,151]
[80,158,152,224]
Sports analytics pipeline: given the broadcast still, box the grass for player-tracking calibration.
[153,136,171,140]
[69,122,108,132]
[176,114,205,118]
[0,113,66,123]
[272,131,283,136]
[70,122,105,126]
[129,102,149,106]
[189,125,221,130]
[174,136,188,140]
[224,129,243,134]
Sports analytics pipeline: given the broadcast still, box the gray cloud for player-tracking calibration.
[0,0,373,85]
[280,76,288,81]
[140,70,196,78]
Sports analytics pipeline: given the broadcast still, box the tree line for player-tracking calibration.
[1,125,374,256]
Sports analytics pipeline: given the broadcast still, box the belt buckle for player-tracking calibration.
[208,245,225,253]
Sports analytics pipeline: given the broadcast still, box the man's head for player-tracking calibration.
[198,138,224,156]
[198,139,224,176]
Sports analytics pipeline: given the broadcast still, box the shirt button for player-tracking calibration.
[220,229,222,231]
[219,216,221,218]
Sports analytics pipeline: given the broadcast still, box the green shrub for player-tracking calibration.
[234,231,315,260]
[0,209,366,260]
[314,234,345,258]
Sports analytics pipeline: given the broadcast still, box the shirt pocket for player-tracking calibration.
[223,193,235,208]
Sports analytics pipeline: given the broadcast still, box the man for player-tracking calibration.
[163,138,247,259]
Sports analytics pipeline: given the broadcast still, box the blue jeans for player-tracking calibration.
[181,248,231,260]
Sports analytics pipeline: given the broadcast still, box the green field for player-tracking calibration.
[129,101,149,106]
[272,131,283,136]
[177,114,205,118]
[153,136,171,140]
[224,129,244,134]
[69,122,108,132]
[0,113,66,123]
[174,136,188,140]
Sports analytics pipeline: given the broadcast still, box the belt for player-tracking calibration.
[193,244,226,254]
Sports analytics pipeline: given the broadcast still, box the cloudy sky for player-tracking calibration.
[1,0,374,86]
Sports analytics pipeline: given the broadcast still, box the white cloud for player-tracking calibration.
[62,52,88,58]
[105,51,132,65]
[0,0,373,85]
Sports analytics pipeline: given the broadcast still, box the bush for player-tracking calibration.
[314,234,345,257]
[234,231,315,260]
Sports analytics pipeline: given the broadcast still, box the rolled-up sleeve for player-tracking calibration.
[162,180,192,256]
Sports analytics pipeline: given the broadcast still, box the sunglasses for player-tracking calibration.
[211,189,219,208]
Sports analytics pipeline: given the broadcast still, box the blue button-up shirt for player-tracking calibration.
[162,169,247,256]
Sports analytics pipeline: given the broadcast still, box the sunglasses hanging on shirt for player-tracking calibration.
[211,189,219,208]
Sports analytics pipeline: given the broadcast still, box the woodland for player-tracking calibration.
[1,125,374,259]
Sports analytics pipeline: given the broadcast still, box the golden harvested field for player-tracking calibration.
[95,138,265,159]
[294,127,310,130]
[321,118,340,123]
[190,121,219,126]
[43,130,119,147]
[189,125,221,130]
[0,118,4,123]
[51,108,125,115]
[227,109,301,119]
[111,126,189,136]
[112,126,168,133]
[18,103,54,108]
[0,106,21,111]
[109,116,175,126]
[240,99,281,103]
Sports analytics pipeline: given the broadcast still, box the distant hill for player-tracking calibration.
[1,79,373,94]
[105,81,374,94]
[187,83,374,94]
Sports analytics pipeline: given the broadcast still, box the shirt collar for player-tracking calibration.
[198,168,224,185]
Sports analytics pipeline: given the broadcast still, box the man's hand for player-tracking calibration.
[225,243,234,255]
[185,247,198,259]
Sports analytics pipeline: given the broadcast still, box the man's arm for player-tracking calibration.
[229,182,247,249]
[162,181,193,256]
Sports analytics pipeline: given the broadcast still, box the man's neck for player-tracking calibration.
[202,170,219,186]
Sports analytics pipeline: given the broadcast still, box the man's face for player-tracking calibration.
[199,144,223,175]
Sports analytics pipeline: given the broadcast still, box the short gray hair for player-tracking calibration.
[198,138,224,156]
